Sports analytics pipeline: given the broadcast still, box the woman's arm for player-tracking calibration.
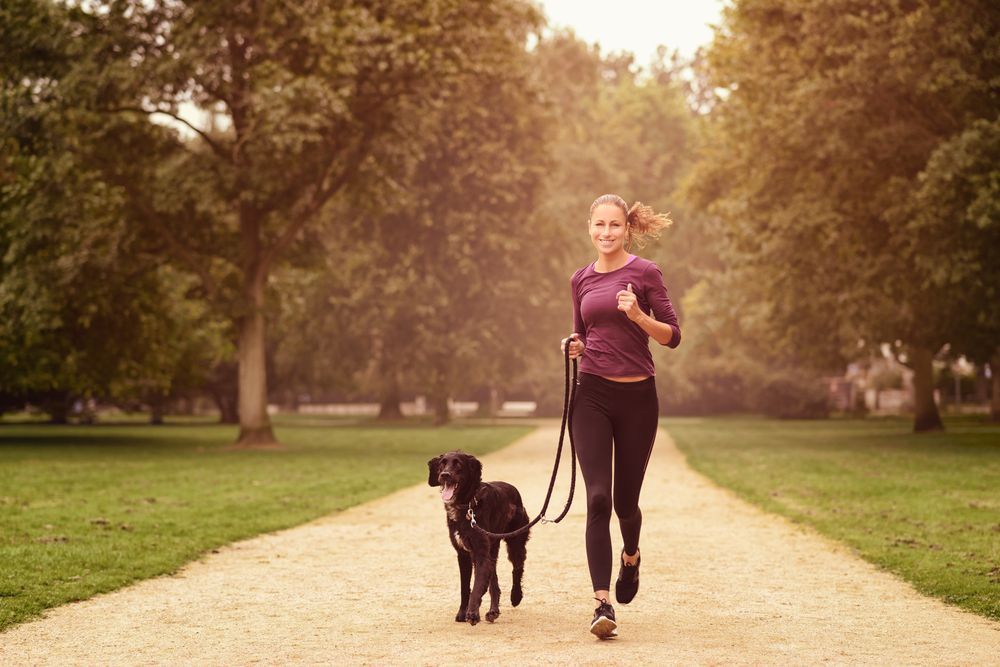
[562,273,587,359]
[616,283,677,345]
[617,262,681,348]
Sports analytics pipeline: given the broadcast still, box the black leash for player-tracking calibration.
[467,339,578,539]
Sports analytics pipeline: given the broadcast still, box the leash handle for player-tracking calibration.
[469,336,578,539]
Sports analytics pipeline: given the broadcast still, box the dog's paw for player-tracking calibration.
[466,610,480,626]
[511,587,523,607]
[454,609,467,622]
[485,609,500,623]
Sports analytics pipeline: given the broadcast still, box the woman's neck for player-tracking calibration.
[594,251,631,273]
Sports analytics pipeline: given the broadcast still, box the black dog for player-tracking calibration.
[428,450,530,625]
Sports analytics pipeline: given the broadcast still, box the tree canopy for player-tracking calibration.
[3,0,551,439]
[686,0,1000,430]
[2,1,996,428]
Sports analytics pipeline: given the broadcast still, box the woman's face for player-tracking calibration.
[589,203,628,257]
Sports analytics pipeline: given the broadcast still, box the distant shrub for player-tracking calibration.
[661,371,751,415]
[755,373,830,419]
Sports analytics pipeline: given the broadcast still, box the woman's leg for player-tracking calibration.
[571,374,615,600]
[610,380,659,559]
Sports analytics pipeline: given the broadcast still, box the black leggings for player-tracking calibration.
[571,371,659,592]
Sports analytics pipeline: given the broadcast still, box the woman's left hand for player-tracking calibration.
[616,283,642,322]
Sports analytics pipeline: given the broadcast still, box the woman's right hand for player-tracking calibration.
[560,333,585,360]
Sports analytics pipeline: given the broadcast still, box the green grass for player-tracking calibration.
[0,417,532,631]
[665,415,1000,620]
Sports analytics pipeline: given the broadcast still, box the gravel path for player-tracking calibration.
[2,424,998,666]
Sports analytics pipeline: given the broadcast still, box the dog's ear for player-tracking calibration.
[427,455,442,487]
[467,455,482,486]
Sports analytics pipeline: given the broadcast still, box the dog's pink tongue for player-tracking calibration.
[441,483,455,501]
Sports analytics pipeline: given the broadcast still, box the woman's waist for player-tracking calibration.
[578,371,655,389]
[594,373,649,383]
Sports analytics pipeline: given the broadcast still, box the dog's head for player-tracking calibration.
[427,450,482,504]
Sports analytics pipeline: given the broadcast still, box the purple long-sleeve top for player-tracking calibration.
[571,254,681,378]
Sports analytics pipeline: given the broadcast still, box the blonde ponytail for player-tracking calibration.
[625,201,672,250]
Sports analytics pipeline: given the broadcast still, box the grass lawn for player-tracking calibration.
[0,416,532,631]
[665,415,1000,621]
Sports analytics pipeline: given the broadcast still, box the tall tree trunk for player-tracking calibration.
[376,340,403,420]
[150,399,164,425]
[991,347,1000,423]
[230,61,276,447]
[45,392,71,424]
[488,386,499,418]
[974,364,989,404]
[911,346,944,432]
[48,402,69,424]
[379,393,403,420]
[431,393,450,426]
[428,365,451,425]
[378,382,403,420]
[207,362,239,423]
[235,269,276,445]
[214,392,238,424]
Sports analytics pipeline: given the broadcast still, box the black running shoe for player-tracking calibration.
[615,548,640,604]
[590,598,618,639]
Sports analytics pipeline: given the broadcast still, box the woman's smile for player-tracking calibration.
[590,203,627,256]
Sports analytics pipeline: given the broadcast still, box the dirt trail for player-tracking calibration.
[2,424,998,666]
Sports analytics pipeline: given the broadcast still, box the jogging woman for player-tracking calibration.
[561,193,681,639]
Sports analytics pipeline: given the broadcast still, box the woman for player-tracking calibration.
[561,193,681,639]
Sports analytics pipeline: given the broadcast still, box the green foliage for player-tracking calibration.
[267,2,553,417]
[683,0,1000,422]
[669,416,1000,620]
[909,116,1000,363]
[267,266,370,403]
[653,262,830,415]
[0,418,531,630]
[0,74,228,415]
[2,1,553,431]
[756,372,830,419]
[273,24,710,418]
[689,0,999,351]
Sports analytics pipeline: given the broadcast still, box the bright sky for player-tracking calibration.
[537,0,726,66]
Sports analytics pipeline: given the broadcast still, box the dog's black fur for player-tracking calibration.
[428,450,530,625]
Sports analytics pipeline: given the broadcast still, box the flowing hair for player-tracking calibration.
[590,193,672,250]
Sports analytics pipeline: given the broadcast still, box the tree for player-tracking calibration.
[333,11,553,423]
[0,149,227,422]
[5,0,544,444]
[107,268,233,424]
[909,117,1000,420]
[687,0,1000,431]
[267,264,373,410]
[1,8,228,421]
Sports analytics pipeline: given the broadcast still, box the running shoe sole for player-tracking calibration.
[590,615,618,639]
